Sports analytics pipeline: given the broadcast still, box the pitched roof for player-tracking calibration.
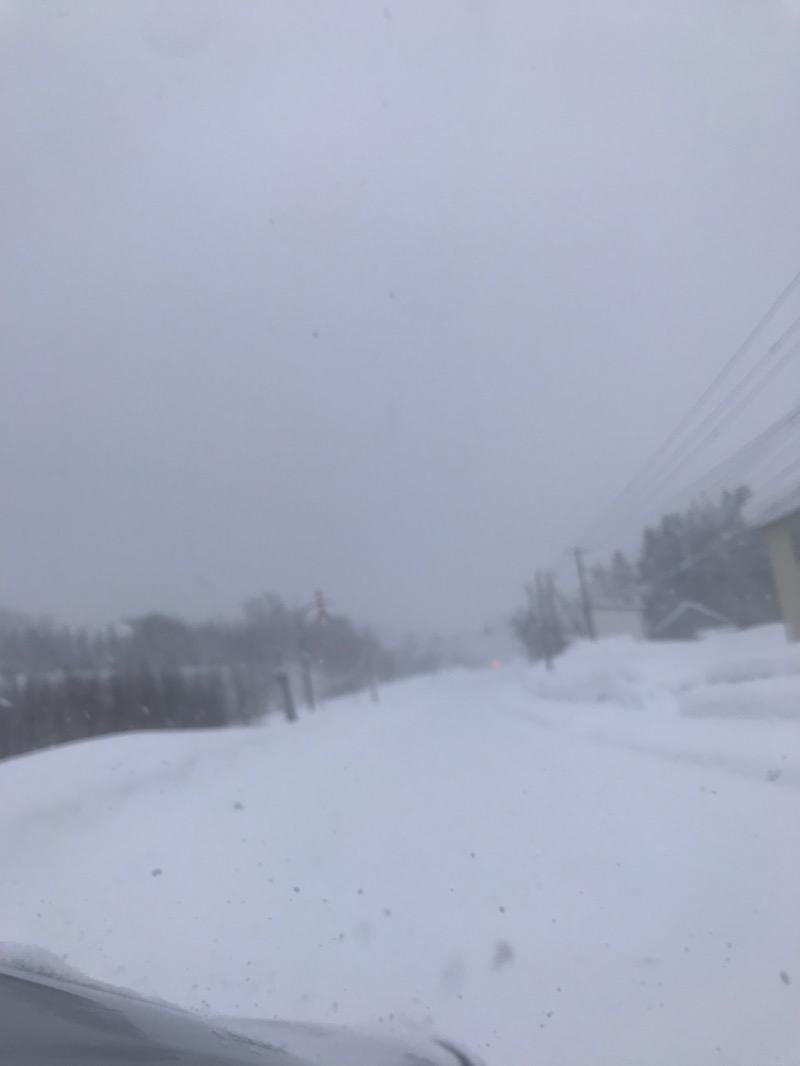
[651,600,731,636]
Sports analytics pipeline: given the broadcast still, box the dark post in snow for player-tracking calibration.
[275,668,297,723]
[365,645,379,704]
[574,546,596,640]
[536,572,553,671]
[298,625,316,712]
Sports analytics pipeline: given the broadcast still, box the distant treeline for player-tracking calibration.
[0,665,272,760]
[513,486,781,659]
[0,594,442,762]
[635,487,779,629]
[0,595,433,680]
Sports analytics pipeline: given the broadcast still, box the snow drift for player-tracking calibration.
[1,626,798,1066]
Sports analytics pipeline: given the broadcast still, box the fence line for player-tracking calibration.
[0,665,275,762]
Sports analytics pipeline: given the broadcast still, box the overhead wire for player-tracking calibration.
[652,401,800,511]
[599,399,800,541]
[617,319,800,501]
[576,265,800,546]
[585,328,800,551]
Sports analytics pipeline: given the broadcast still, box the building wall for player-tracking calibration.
[764,515,800,642]
[592,608,644,640]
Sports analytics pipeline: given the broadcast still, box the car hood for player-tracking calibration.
[0,951,480,1066]
[214,1016,480,1066]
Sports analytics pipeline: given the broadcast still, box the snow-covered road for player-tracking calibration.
[2,626,799,1066]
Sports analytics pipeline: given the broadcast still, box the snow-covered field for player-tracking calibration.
[1,625,799,1066]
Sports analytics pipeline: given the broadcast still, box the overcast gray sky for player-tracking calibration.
[2,0,800,635]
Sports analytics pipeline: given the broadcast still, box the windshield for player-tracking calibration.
[2,3,800,1065]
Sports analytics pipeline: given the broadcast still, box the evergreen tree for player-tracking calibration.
[638,487,779,629]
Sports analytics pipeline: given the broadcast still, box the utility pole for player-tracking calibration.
[574,547,596,640]
[296,588,328,712]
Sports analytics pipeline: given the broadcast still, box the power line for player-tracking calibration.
[613,274,800,508]
[583,437,800,602]
[653,401,800,510]
[577,266,800,544]
[623,319,800,502]
[586,329,800,550]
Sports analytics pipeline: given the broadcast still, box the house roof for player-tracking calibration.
[651,600,731,636]
[746,483,800,530]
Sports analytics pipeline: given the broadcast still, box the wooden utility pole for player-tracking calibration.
[574,547,596,640]
[296,589,328,712]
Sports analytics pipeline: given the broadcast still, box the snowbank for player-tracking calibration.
[525,624,800,721]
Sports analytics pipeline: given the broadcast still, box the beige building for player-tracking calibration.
[751,486,800,643]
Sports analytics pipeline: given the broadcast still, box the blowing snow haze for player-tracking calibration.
[1,0,799,633]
